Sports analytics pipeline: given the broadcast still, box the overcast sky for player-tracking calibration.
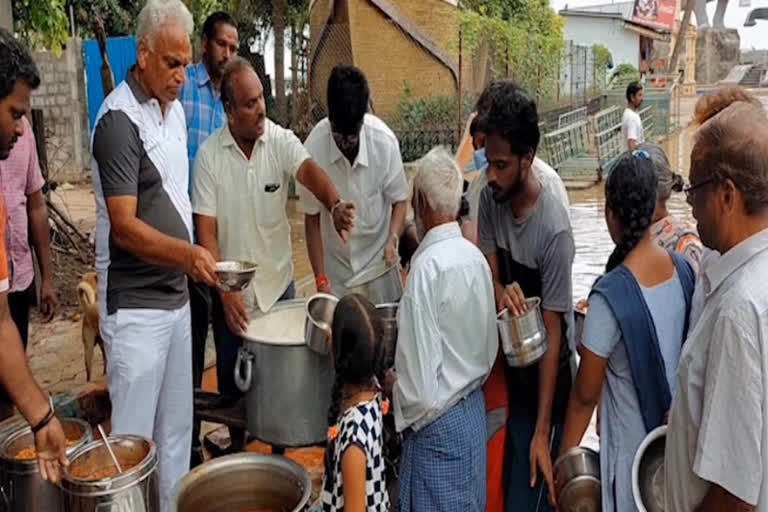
[550,0,768,49]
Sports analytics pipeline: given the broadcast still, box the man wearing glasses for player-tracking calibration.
[666,88,768,512]
[300,65,409,296]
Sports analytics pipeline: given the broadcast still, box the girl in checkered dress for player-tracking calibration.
[320,294,390,512]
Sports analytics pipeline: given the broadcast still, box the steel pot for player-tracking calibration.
[305,293,338,355]
[170,453,311,512]
[0,417,92,512]
[553,446,601,512]
[344,261,403,304]
[235,299,335,447]
[633,425,667,512]
[376,302,398,368]
[61,435,159,512]
[497,297,548,368]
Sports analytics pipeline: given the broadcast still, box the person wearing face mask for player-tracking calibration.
[300,66,409,297]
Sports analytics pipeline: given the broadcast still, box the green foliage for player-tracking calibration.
[592,44,613,90]
[459,0,565,102]
[611,63,640,81]
[12,0,70,54]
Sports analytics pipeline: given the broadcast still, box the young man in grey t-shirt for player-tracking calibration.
[476,81,575,512]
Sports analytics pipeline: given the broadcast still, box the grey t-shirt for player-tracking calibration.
[92,72,192,314]
[583,274,686,512]
[478,187,575,415]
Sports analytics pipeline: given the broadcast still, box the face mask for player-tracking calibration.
[473,147,488,171]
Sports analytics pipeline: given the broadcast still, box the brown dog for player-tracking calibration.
[77,272,105,381]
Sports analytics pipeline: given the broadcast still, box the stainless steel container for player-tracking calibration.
[344,261,403,304]
[235,300,335,447]
[214,261,258,292]
[633,425,667,512]
[497,297,548,368]
[61,435,159,512]
[170,453,311,512]
[0,417,92,512]
[553,446,601,512]
[305,293,338,355]
[376,302,398,368]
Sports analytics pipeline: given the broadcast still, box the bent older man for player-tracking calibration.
[90,1,217,507]
[193,57,355,398]
[301,65,408,296]
[665,88,768,512]
[388,147,496,512]
[0,27,68,485]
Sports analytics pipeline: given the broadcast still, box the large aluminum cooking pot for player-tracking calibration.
[61,435,159,512]
[170,453,311,512]
[497,297,548,368]
[0,417,92,512]
[553,446,601,512]
[344,261,403,304]
[235,299,335,447]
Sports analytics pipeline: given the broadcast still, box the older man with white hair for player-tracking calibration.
[90,0,217,507]
[387,147,497,512]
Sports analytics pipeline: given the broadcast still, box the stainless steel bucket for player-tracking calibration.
[235,300,335,447]
[375,302,399,368]
[497,297,548,368]
[61,435,159,512]
[169,453,311,512]
[305,293,338,355]
[0,417,92,512]
[553,446,601,512]
[344,262,403,305]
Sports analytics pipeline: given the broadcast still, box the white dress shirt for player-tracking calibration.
[299,114,409,296]
[192,121,310,312]
[393,222,497,433]
[666,228,768,511]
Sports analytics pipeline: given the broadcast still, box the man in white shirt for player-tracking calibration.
[665,89,768,512]
[386,147,496,512]
[300,66,409,297]
[192,57,355,400]
[622,81,645,151]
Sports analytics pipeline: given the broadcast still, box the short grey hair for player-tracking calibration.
[221,56,255,108]
[637,142,683,201]
[412,147,463,217]
[136,0,194,46]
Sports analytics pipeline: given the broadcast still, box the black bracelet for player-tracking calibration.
[30,396,54,434]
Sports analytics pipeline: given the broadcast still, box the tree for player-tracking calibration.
[272,0,287,126]
[12,0,69,53]
[459,0,565,102]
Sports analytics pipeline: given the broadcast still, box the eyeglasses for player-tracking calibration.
[683,177,718,201]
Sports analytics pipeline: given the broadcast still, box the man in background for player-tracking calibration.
[622,81,645,151]
[178,9,238,468]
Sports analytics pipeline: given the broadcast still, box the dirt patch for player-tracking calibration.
[50,249,94,315]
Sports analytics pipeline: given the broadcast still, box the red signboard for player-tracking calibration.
[632,0,676,32]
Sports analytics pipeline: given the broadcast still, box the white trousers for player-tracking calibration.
[101,303,192,512]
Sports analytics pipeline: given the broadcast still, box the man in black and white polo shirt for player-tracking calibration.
[90,0,217,507]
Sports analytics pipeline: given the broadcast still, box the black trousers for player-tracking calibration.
[189,278,211,452]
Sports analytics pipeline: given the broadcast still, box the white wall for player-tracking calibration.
[563,16,640,68]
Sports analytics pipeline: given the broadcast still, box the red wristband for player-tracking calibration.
[315,275,330,290]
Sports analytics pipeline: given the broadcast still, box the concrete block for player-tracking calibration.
[56,94,68,106]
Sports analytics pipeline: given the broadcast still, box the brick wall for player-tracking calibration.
[31,37,90,183]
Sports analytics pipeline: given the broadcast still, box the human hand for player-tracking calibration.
[530,431,557,507]
[501,282,528,316]
[383,368,397,399]
[332,201,356,243]
[186,245,217,286]
[384,234,399,267]
[221,291,249,334]
[34,417,69,484]
[40,278,58,322]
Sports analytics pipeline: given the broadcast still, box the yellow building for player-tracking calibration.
[309,0,484,120]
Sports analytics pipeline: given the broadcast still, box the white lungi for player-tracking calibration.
[100,304,192,511]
